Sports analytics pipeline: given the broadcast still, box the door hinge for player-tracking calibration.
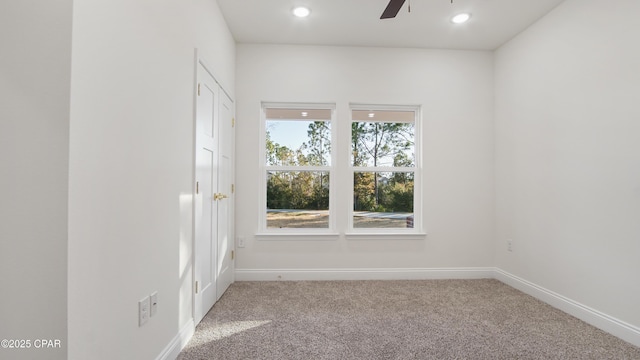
[197,83,201,96]
[232,117,235,127]
[231,184,235,194]
[195,281,199,294]
[231,250,235,260]
[196,181,199,194]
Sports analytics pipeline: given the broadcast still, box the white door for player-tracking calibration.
[216,92,234,300]
[194,63,219,325]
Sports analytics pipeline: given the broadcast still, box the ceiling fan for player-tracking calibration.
[380,0,454,19]
[380,0,407,19]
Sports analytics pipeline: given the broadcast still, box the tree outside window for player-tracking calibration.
[351,109,416,229]
[263,106,333,229]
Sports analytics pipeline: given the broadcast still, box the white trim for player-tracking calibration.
[265,166,332,172]
[190,49,199,330]
[258,102,268,231]
[255,232,340,241]
[352,166,415,172]
[262,102,336,110]
[255,232,427,240]
[235,267,494,281]
[345,232,427,240]
[155,319,194,360]
[494,268,640,348]
[198,57,233,103]
[350,103,421,113]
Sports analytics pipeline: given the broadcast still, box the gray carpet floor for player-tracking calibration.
[179,279,640,359]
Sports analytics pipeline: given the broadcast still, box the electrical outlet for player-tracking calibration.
[139,296,150,326]
[507,239,513,252]
[237,236,246,248]
[150,292,158,317]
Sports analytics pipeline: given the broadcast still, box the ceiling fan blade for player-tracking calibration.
[380,0,407,19]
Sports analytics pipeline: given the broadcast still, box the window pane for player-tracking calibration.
[353,172,414,228]
[267,171,330,228]
[266,120,331,166]
[351,115,415,167]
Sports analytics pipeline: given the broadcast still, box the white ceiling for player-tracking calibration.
[216,0,566,50]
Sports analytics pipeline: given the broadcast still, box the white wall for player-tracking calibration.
[6,0,637,356]
[495,0,640,332]
[235,45,495,273]
[0,2,72,359]
[68,0,234,359]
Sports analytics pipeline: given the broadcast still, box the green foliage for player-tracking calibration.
[266,119,414,213]
[305,121,331,166]
[353,172,413,212]
[351,122,414,167]
[385,181,414,212]
[353,172,376,210]
[266,120,330,210]
[267,171,329,210]
[351,121,415,212]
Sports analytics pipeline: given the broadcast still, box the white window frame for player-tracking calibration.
[347,104,423,236]
[257,102,338,238]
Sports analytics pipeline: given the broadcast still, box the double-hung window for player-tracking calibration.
[261,103,335,231]
[350,105,419,232]
[259,102,421,237]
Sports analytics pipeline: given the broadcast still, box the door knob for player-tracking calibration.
[213,193,228,201]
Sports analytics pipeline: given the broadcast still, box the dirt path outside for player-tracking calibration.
[267,211,409,228]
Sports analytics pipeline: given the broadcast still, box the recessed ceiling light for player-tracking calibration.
[292,7,311,18]
[301,112,308,117]
[368,113,375,118]
[451,13,471,24]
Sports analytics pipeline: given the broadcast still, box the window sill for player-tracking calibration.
[255,232,340,241]
[345,232,427,241]
[254,232,427,241]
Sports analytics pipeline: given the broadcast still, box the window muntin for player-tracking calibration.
[262,104,334,231]
[350,107,418,231]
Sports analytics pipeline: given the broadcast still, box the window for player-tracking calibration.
[259,103,421,237]
[350,106,418,231]
[261,104,335,231]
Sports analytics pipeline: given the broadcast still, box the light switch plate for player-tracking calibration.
[139,296,150,326]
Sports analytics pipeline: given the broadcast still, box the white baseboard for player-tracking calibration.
[155,319,194,360]
[494,268,640,348]
[234,267,495,281]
